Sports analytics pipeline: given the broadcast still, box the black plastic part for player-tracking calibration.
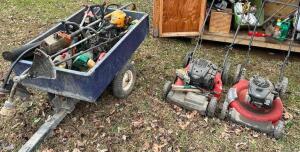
[233,64,242,84]
[207,97,217,117]
[182,51,193,68]
[222,62,231,85]
[163,81,172,100]
[2,42,40,62]
[219,98,229,120]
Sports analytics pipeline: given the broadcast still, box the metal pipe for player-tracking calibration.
[222,14,243,69]
[279,1,300,82]
[80,6,91,27]
[54,31,126,65]
[51,25,113,58]
[2,42,41,88]
[245,0,267,66]
[191,0,216,59]
[18,110,69,152]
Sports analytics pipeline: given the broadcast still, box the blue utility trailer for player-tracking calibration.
[8,6,148,152]
[14,8,149,102]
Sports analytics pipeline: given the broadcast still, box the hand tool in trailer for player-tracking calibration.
[219,0,300,139]
[1,2,135,62]
[162,0,231,117]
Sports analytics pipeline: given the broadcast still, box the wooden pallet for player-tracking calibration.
[202,30,300,52]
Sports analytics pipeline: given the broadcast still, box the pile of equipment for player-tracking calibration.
[2,3,138,72]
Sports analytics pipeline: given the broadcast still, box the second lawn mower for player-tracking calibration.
[219,0,300,139]
[162,0,233,117]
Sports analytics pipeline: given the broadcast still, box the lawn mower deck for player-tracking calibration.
[220,77,285,139]
[164,58,225,117]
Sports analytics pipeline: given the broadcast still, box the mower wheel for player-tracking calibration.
[182,51,193,67]
[163,81,172,100]
[279,77,288,97]
[219,99,229,120]
[233,64,242,83]
[222,62,231,85]
[112,62,137,99]
[273,120,285,139]
[207,97,218,117]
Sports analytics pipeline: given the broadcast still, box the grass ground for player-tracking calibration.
[0,0,300,151]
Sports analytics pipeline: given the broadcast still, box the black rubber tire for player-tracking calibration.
[163,81,172,100]
[279,77,288,97]
[222,62,231,85]
[219,98,229,120]
[273,120,285,139]
[233,64,242,84]
[112,62,137,99]
[48,93,55,101]
[207,97,218,117]
[182,51,193,67]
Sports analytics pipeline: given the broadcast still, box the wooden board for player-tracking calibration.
[264,0,298,18]
[153,0,160,37]
[202,30,300,52]
[153,0,207,37]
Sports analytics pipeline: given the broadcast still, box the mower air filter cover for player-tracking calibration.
[188,59,218,90]
[248,75,275,108]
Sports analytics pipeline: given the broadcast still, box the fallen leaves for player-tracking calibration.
[152,143,167,152]
[178,121,190,130]
[143,141,150,151]
[283,111,293,120]
[132,118,144,129]
[235,142,248,151]
[186,111,198,119]
[42,148,55,152]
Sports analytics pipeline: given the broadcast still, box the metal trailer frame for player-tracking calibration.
[9,7,149,152]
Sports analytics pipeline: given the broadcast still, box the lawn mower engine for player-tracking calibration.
[164,59,221,116]
[223,76,284,139]
[247,76,276,108]
[188,59,218,90]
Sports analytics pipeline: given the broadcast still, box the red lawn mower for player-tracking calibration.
[219,0,299,139]
[162,0,233,117]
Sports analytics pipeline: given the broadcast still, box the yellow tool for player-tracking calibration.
[105,9,127,28]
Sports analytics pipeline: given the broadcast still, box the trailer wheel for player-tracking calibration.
[219,99,229,120]
[222,62,231,85]
[279,77,288,97]
[163,81,172,100]
[112,63,136,99]
[207,97,217,117]
[233,64,242,83]
[48,93,55,101]
[273,120,285,139]
[183,51,193,67]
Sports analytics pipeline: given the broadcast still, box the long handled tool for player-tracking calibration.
[187,0,216,62]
